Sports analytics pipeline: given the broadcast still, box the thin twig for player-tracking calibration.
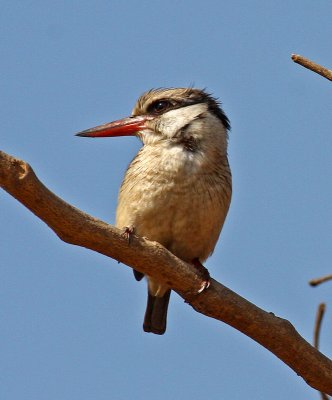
[314,303,326,350]
[309,274,332,287]
[313,303,329,400]
[291,54,332,81]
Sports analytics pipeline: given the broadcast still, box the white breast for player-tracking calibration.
[116,139,231,262]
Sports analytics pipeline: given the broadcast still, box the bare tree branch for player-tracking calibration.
[292,55,332,399]
[291,54,332,81]
[314,303,326,350]
[310,274,332,287]
[1,149,332,394]
[313,304,329,400]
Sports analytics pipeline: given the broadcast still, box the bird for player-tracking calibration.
[76,87,232,335]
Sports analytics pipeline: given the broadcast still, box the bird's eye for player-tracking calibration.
[148,100,172,114]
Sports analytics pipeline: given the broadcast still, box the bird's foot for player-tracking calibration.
[192,258,210,293]
[121,225,135,244]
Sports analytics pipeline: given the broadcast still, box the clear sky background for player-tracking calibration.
[1,1,332,399]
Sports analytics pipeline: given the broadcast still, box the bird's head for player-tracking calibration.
[76,88,230,152]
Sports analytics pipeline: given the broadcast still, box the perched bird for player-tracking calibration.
[76,88,232,335]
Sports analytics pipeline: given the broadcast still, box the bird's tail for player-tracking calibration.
[143,290,171,335]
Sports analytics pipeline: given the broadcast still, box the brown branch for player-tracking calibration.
[1,149,332,394]
[292,58,332,400]
[321,388,330,400]
[291,54,332,81]
[314,303,326,350]
[313,304,329,400]
[310,274,332,287]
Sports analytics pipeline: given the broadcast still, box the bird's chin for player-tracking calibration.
[138,130,162,145]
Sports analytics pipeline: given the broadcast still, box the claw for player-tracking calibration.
[198,279,210,293]
[192,258,210,293]
[121,225,135,244]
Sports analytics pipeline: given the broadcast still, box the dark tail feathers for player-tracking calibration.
[143,290,171,335]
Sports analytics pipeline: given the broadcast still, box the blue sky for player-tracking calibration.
[1,1,332,399]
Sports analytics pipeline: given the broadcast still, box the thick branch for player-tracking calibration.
[1,149,332,394]
[291,54,332,81]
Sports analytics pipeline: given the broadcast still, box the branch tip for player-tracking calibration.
[291,53,332,81]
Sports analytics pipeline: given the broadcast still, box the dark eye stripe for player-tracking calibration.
[145,95,230,130]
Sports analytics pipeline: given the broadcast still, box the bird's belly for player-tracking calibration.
[116,173,230,262]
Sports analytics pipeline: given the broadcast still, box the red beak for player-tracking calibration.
[76,115,150,138]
